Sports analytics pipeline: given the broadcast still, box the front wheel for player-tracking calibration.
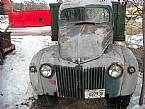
[38,95,58,108]
[0,51,4,65]
[106,95,131,109]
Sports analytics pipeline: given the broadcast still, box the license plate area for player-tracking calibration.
[85,89,105,99]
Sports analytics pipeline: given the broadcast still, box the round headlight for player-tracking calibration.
[40,64,53,78]
[108,63,123,78]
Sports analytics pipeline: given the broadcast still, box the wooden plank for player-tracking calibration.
[3,44,15,53]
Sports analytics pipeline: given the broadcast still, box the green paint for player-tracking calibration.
[112,2,126,41]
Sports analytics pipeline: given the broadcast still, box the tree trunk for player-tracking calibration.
[139,0,145,105]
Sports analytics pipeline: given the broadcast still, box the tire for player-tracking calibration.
[0,50,4,65]
[106,95,131,109]
[38,95,58,107]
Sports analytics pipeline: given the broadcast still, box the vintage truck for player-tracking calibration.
[0,32,15,65]
[29,0,139,108]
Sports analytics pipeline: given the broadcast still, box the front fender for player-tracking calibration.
[29,45,59,96]
[120,46,139,96]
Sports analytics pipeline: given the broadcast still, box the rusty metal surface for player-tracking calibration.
[59,24,112,63]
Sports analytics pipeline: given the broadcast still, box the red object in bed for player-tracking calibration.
[8,10,51,28]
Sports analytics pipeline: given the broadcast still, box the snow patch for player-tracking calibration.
[0,35,52,109]
[126,34,143,48]
[132,105,145,109]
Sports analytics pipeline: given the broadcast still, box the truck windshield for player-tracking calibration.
[60,7,109,23]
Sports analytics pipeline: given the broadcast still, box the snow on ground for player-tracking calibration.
[128,74,144,109]
[132,105,145,109]
[8,26,51,33]
[135,18,142,23]
[0,30,52,109]
[126,34,143,48]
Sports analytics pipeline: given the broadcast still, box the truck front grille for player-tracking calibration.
[55,65,105,99]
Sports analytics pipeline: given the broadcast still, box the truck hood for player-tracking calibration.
[59,25,112,63]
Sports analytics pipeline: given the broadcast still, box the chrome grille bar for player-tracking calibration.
[55,66,105,99]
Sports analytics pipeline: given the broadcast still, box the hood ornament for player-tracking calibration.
[75,58,81,64]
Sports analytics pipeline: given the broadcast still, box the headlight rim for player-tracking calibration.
[39,63,54,78]
[108,63,123,79]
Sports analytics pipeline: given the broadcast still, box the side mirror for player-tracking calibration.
[49,3,61,41]
[112,2,126,41]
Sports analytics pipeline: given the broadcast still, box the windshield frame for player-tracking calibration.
[59,5,112,26]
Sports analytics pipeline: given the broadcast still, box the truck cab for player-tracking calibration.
[29,0,139,108]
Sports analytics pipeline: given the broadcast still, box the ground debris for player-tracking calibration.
[20,102,30,107]
[30,98,124,109]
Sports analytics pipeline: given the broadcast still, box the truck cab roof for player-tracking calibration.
[60,0,112,10]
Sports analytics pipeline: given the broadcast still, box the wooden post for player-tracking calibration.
[139,0,145,105]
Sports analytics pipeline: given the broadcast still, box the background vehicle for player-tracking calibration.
[29,0,139,108]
